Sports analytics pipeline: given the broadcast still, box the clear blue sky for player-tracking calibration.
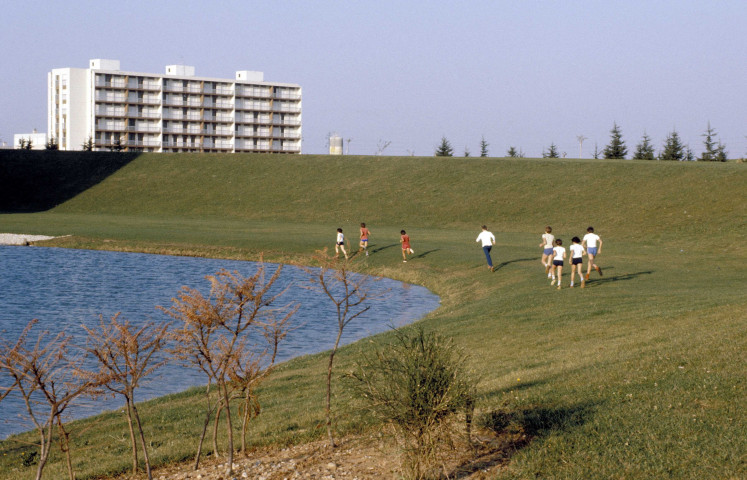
[1,0,745,157]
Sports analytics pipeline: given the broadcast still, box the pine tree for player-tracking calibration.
[592,143,600,159]
[464,147,470,157]
[699,123,728,161]
[506,146,519,158]
[659,130,685,161]
[543,143,559,158]
[435,137,453,157]
[603,122,627,159]
[479,136,489,157]
[714,142,728,162]
[45,136,59,150]
[685,146,695,162]
[82,136,94,151]
[632,132,655,160]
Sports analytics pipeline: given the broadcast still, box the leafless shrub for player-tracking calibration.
[161,265,296,476]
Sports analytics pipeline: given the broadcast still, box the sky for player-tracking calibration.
[1,0,745,158]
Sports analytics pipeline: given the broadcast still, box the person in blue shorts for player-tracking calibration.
[582,226,603,281]
[539,226,555,277]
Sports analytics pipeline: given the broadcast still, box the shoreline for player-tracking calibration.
[0,233,59,245]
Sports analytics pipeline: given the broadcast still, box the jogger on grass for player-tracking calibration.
[359,223,371,256]
[335,228,348,260]
[540,226,555,277]
[550,238,566,290]
[582,226,603,280]
[400,230,413,262]
[477,225,496,271]
[569,236,586,288]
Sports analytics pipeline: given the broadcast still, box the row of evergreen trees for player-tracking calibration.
[597,122,728,161]
[435,123,734,161]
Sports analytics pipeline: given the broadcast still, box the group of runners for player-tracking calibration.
[335,223,415,262]
[335,224,604,286]
[539,225,603,289]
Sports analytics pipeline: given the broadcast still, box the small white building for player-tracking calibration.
[14,129,48,149]
[48,59,302,153]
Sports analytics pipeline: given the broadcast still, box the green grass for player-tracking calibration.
[0,152,745,479]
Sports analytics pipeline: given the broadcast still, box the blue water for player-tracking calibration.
[0,246,439,439]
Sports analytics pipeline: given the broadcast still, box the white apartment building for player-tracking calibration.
[48,59,302,153]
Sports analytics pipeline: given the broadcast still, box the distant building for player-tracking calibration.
[48,59,302,153]
[329,134,343,155]
[14,129,48,150]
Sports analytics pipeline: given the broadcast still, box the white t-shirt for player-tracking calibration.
[570,243,584,258]
[336,232,344,243]
[553,246,566,261]
[542,233,555,248]
[476,231,495,247]
[583,233,600,248]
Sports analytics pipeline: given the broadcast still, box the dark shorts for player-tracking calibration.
[336,242,344,246]
[572,257,582,265]
[553,260,564,266]
[361,239,368,243]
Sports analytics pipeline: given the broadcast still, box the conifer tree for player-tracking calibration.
[506,146,518,157]
[603,122,627,159]
[632,132,655,160]
[659,130,685,161]
[435,137,453,157]
[543,143,559,158]
[479,136,489,157]
[699,123,728,161]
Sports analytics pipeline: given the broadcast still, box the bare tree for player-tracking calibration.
[78,314,170,480]
[304,249,375,448]
[162,266,296,476]
[0,319,95,480]
[375,139,392,156]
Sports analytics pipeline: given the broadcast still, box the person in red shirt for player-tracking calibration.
[400,230,414,262]
[359,222,371,256]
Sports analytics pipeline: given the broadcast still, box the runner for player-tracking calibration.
[359,223,371,256]
[476,225,496,271]
[335,228,348,260]
[400,230,413,262]
[582,226,603,281]
[539,226,555,277]
[550,238,566,290]
[569,236,586,288]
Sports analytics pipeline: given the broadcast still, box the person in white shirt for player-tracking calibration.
[539,225,555,277]
[476,225,496,271]
[335,228,348,260]
[550,238,566,289]
[569,236,586,288]
[582,226,603,281]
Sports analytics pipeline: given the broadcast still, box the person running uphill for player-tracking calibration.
[359,223,371,256]
[476,225,496,271]
[550,238,566,290]
[582,226,603,280]
[400,230,414,262]
[569,236,585,288]
[539,226,555,277]
[335,228,348,260]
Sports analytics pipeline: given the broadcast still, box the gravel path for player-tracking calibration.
[0,233,58,245]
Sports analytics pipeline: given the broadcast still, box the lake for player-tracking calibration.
[0,246,439,439]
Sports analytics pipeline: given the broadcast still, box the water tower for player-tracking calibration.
[329,134,343,155]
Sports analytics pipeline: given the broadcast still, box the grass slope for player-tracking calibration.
[0,153,745,479]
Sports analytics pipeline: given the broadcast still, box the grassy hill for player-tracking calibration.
[1,151,745,479]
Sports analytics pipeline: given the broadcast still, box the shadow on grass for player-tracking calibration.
[492,257,539,272]
[414,249,440,259]
[448,402,595,478]
[585,269,653,288]
[0,150,141,212]
[370,243,400,254]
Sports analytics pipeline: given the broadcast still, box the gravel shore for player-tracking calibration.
[0,233,58,245]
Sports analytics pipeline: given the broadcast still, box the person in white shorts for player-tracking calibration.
[582,226,603,281]
[569,236,586,288]
[539,226,555,277]
[550,238,566,290]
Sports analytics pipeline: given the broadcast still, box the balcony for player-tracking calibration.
[126,125,161,133]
